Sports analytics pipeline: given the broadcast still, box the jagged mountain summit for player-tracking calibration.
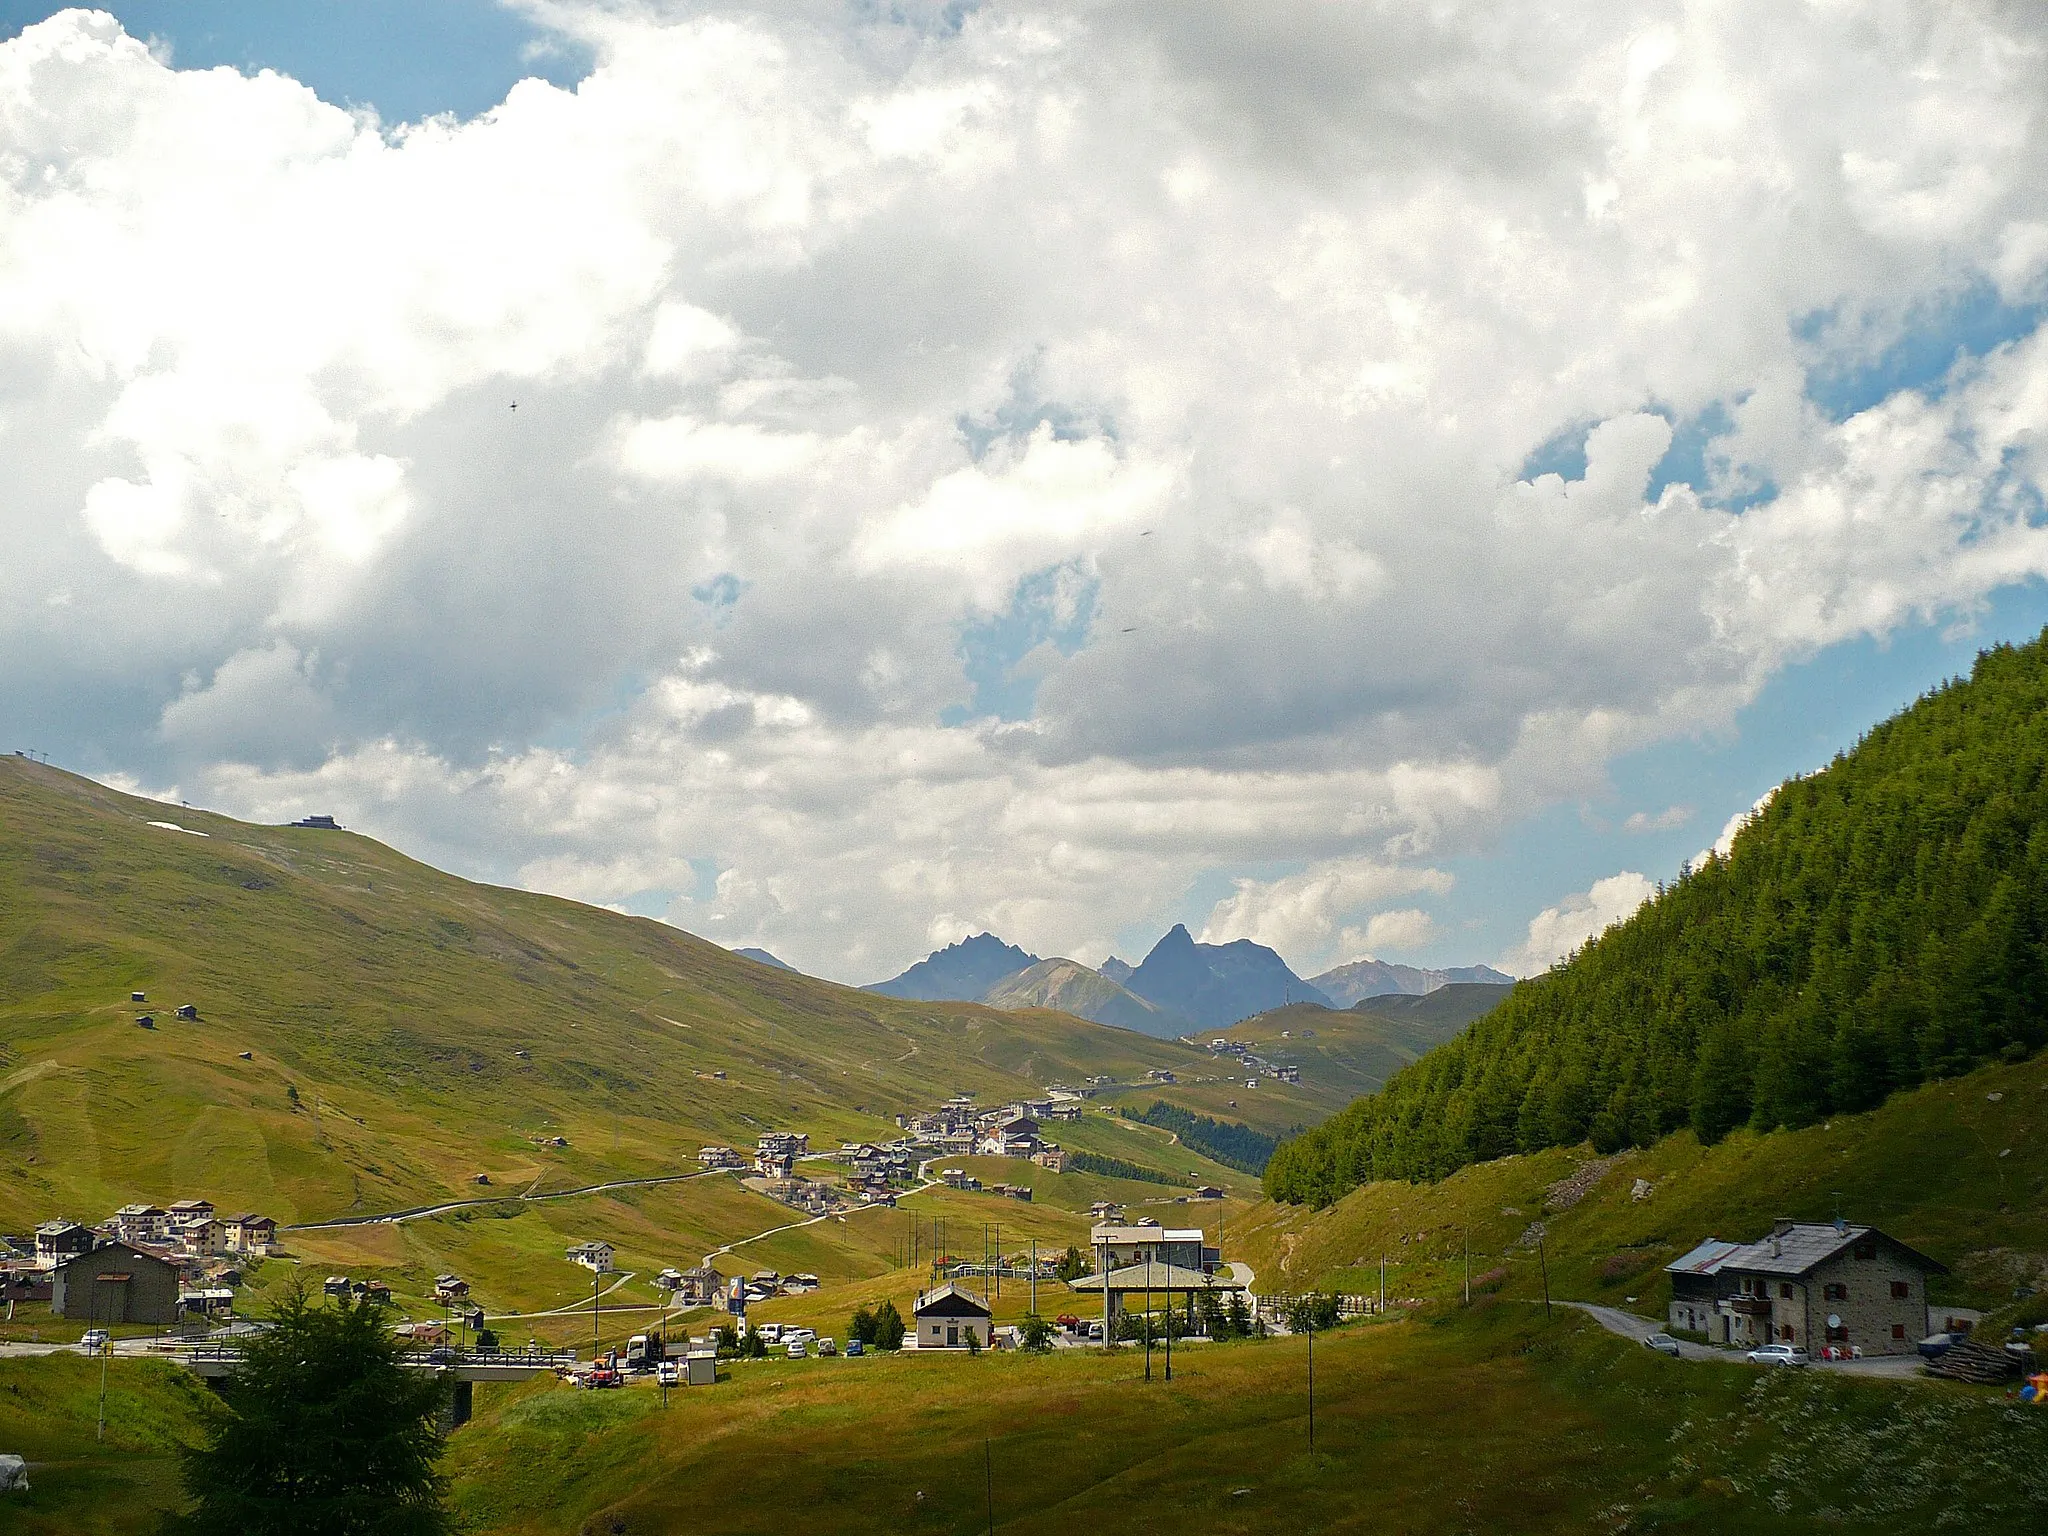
[1308,957,1515,1006]
[981,958,1189,1038]
[864,932,1039,1001]
[1120,924,1332,1031]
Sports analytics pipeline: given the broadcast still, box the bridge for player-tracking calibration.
[169,1342,575,1381]
[165,1344,576,1426]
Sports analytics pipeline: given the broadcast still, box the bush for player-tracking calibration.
[1019,1314,1055,1353]
[872,1300,906,1351]
[1470,1266,1509,1296]
[1287,1293,1341,1332]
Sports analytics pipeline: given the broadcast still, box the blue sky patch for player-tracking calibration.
[1799,281,2042,423]
[943,563,1099,725]
[0,1,591,124]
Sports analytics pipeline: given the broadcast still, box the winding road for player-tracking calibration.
[285,1169,723,1231]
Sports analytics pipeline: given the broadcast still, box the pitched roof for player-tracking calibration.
[1664,1238,1740,1276]
[1716,1224,1948,1279]
[1069,1262,1235,1292]
[914,1282,992,1318]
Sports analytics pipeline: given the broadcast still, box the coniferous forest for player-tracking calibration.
[1265,632,2048,1206]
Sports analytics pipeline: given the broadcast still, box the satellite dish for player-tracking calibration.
[1826,1314,1841,1329]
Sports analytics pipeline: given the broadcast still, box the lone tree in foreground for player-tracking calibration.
[166,1281,453,1536]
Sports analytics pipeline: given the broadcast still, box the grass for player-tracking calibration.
[1232,1046,2048,1318]
[0,1352,221,1535]
[0,758,1221,1264]
[434,1302,2048,1534]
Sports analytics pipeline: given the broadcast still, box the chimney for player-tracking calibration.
[1771,1233,1781,1258]
[1770,1218,1795,1237]
[1834,1215,1847,1236]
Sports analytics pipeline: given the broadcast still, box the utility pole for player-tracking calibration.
[1463,1229,1470,1306]
[1306,1315,1315,1455]
[1538,1232,1552,1321]
[984,1437,995,1536]
[1100,1236,1111,1352]
[1379,1255,1385,1315]
[1146,1253,1163,1392]
[1030,1238,1037,1314]
[592,1266,603,1359]
[96,1287,109,1442]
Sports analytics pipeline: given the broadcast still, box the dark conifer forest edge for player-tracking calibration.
[1265,630,2048,1206]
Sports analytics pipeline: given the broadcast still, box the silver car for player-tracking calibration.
[1746,1343,1809,1367]
[1641,1331,1682,1358]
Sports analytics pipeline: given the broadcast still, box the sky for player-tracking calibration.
[3,3,2046,986]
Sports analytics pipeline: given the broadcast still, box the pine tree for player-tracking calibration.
[167,1282,452,1536]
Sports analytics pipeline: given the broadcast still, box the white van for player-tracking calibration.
[755,1322,783,1345]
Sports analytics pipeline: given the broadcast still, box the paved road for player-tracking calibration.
[1567,1302,1923,1377]
[288,1169,723,1231]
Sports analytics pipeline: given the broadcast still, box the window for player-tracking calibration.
[1780,1283,1794,1300]
[1892,1324,1906,1340]
[1853,1242,1877,1261]
[1824,1283,1847,1301]
[1890,1281,1910,1299]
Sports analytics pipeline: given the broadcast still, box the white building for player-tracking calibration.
[566,1241,615,1272]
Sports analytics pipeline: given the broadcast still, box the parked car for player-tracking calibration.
[816,1336,837,1356]
[80,1329,109,1354]
[1083,1321,1104,1340]
[755,1323,783,1345]
[1055,1313,1081,1331]
[1641,1332,1682,1358]
[1746,1344,1809,1368]
[844,1339,864,1357]
[785,1339,807,1359]
[656,1360,681,1387]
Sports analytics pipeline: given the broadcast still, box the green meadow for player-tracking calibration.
[8,1304,2044,1534]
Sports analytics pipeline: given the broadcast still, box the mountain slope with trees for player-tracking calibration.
[1267,632,2048,1205]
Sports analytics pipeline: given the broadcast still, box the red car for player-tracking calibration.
[1055,1314,1081,1331]
[584,1366,623,1389]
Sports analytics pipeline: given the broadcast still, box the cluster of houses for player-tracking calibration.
[0,1198,282,1325]
[900,1094,1077,1175]
[1665,1220,1947,1357]
[1202,1037,1299,1085]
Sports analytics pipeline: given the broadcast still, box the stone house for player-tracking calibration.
[1664,1221,1946,1356]
[52,1241,181,1325]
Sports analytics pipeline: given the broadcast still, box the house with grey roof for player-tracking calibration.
[912,1282,992,1350]
[1664,1220,1946,1356]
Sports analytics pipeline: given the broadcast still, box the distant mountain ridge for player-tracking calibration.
[865,932,1038,1001]
[1120,924,1331,1031]
[733,946,794,972]
[869,925,1506,1038]
[1309,957,1514,1006]
[982,958,1186,1037]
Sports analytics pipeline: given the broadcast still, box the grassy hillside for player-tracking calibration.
[16,1303,2046,1534]
[1234,1045,2048,1318]
[1269,633,2048,1204]
[0,759,1215,1247]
